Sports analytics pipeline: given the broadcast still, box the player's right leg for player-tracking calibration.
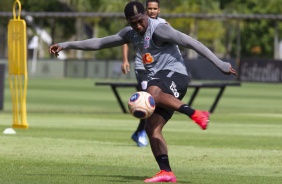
[190,110,210,130]
[147,70,209,130]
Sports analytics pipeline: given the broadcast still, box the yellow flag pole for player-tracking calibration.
[8,0,28,128]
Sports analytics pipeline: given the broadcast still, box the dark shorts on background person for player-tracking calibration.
[147,70,190,121]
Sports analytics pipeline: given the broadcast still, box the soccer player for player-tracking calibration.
[121,0,165,147]
[49,1,237,182]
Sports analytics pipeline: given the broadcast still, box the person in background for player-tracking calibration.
[121,0,165,147]
[49,1,237,182]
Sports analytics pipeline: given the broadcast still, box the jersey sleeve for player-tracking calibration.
[154,24,230,73]
[58,27,132,51]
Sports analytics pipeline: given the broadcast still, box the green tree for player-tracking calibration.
[50,0,129,59]
[2,0,281,59]
[220,0,282,58]
[162,0,226,57]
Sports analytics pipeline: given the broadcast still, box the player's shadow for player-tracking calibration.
[95,174,191,183]
[24,173,191,183]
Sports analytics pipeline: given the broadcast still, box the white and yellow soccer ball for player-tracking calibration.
[128,91,156,119]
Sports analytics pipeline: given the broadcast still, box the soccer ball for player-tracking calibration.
[128,91,156,119]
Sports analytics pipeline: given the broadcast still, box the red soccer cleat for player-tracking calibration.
[191,110,210,130]
[144,170,177,183]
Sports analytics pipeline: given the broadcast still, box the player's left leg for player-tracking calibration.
[144,109,177,183]
[144,75,178,182]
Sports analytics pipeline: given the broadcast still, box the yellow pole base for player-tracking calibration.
[13,124,28,129]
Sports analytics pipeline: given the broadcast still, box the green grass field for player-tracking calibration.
[0,78,282,184]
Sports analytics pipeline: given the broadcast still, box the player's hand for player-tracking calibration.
[229,66,237,76]
[224,63,237,76]
[121,61,130,74]
[49,44,63,57]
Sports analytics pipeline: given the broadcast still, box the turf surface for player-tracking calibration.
[0,78,281,184]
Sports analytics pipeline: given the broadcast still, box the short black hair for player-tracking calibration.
[145,0,160,8]
[124,1,145,18]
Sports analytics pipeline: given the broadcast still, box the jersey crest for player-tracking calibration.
[142,53,154,64]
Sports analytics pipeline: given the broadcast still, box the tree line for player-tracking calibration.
[0,0,282,60]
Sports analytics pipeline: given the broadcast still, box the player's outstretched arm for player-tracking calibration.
[49,27,132,57]
[121,44,130,74]
[154,24,237,76]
